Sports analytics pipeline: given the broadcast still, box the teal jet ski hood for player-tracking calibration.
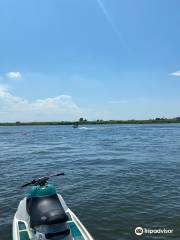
[27,183,56,198]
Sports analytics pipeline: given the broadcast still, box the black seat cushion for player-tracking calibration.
[27,194,68,228]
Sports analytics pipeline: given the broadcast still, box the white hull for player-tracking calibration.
[13,194,93,240]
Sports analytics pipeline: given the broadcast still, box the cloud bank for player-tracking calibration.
[171,70,180,77]
[0,86,82,122]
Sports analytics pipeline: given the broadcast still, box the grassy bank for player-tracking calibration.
[0,118,180,126]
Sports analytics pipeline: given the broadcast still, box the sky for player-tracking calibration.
[0,0,180,122]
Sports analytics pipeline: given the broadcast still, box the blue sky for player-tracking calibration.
[0,0,180,121]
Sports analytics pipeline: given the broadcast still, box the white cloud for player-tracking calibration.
[0,85,9,97]
[0,86,82,122]
[170,70,180,77]
[6,71,22,80]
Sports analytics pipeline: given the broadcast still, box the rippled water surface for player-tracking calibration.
[1,124,180,240]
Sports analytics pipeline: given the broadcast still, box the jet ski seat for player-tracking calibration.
[26,194,68,228]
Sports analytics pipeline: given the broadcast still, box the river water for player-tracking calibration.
[1,124,180,240]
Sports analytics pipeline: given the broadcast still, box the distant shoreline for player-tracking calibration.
[0,118,180,126]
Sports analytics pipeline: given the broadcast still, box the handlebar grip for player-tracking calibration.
[21,179,36,188]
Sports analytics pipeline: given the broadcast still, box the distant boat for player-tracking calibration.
[73,122,79,128]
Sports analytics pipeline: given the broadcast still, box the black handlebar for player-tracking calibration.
[21,172,65,188]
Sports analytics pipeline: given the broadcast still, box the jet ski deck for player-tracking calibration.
[14,213,91,240]
[13,173,93,240]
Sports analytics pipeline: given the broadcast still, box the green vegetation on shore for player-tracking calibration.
[0,117,180,126]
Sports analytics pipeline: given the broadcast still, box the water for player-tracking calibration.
[1,124,180,240]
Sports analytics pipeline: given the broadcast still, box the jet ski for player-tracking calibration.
[73,122,79,128]
[13,173,93,240]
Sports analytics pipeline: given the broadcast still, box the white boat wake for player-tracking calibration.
[79,127,95,130]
